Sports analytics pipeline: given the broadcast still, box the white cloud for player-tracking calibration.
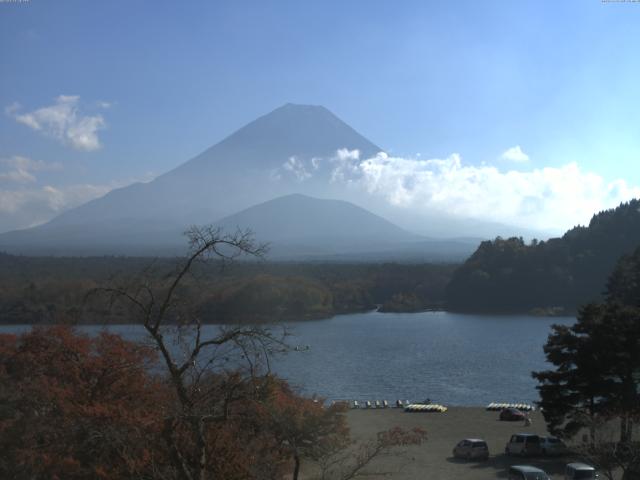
[330,148,361,183]
[0,183,114,231]
[0,169,36,184]
[282,156,312,181]
[0,155,62,172]
[0,184,111,216]
[40,184,113,213]
[0,156,62,184]
[501,145,529,163]
[335,148,360,162]
[8,95,106,151]
[274,148,365,184]
[0,173,156,232]
[329,150,640,232]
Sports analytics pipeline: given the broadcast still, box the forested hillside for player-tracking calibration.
[446,199,640,314]
[0,255,455,324]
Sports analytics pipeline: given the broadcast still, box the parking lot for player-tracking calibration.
[340,407,582,480]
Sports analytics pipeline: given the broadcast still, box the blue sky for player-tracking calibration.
[1,0,640,232]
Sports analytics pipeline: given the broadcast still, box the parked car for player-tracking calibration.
[565,462,598,479]
[508,465,551,480]
[505,433,542,456]
[452,438,489,460]
[500,408,527,421]
[540,435,567,456]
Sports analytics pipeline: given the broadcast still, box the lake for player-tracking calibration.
[0,311,575,406]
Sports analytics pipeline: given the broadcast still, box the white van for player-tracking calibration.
[565,462,598,480]
[505,433,542,456]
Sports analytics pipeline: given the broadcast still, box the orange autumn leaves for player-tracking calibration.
[0,327,426,480]
[0,327,347,479]
[0,326,165,479]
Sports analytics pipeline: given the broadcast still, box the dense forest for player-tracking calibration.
[446,199,640,314]
[4,200,640,323]
[0,255,456,324]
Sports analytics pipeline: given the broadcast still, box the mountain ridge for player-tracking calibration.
[215,193,417,243]
[213,193,430,259]
[446,199,640,313]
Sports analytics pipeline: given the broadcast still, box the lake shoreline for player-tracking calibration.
[0,307,575,326]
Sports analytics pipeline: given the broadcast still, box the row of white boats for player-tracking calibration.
[351,400,448,412]
[352,400,395,409]
[350,400,534,413]
[485,402,535,411]
[404,403,448,413]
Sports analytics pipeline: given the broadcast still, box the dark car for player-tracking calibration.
[500,407,527,421]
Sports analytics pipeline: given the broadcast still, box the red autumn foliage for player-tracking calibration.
[257,378,350,479]
[0,327,357,480]
[0,326,167,479]
[160,374,294,480]
[0,326,426,480]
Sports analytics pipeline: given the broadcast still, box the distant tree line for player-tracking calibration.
[0,253,455,324]
[446,199,640,314]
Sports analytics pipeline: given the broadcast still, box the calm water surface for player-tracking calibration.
[1,311,574,406]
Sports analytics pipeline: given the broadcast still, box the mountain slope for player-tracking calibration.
[216,194,416,243]
[214,194,421,257]
[445,199,640,313]
[53,103,382,226]
[0,104,383,255]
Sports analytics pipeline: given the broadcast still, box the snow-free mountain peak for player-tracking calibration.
[0,105,387,255]
[170,103,381,174]
[216,193,418,244]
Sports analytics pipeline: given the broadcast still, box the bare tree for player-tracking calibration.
[571,415,640,480]
[90,225,428,480]
[94,226,288,480]
[314,426,427,480]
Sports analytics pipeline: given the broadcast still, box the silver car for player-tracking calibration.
[508,465,551,480]
[565,462,598,479]
[452,438,489,460]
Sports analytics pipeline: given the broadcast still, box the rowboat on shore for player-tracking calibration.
[404,403,448,413]
[486,402,534,411]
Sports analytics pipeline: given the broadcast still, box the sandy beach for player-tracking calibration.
[321,407,580,480]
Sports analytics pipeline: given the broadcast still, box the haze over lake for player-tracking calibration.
[0,311,574,406]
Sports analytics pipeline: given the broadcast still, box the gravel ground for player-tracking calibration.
[317,407,581,480]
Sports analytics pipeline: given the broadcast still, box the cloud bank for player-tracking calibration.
[0,183,115,231]
[328,150,640,232]
[0,156,63,184]
[0,160,155,232]
[8,95,106,151]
